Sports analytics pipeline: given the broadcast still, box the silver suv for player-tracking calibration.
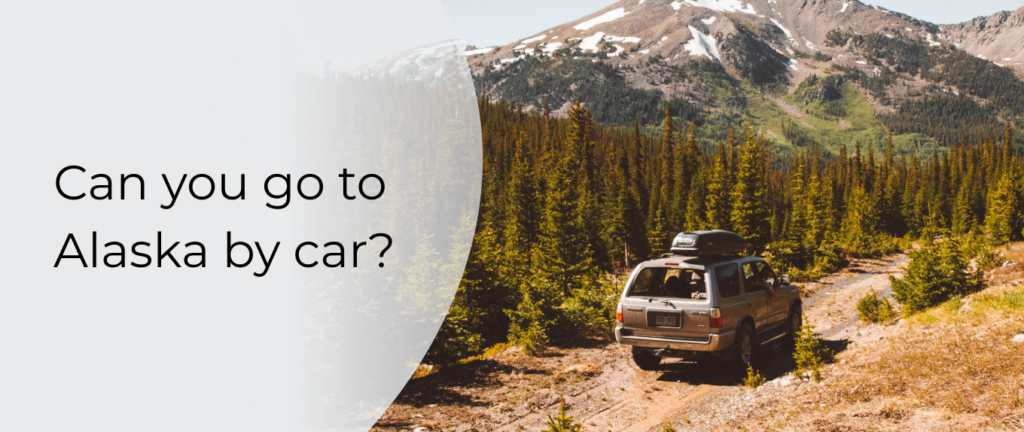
[614,230,802,370]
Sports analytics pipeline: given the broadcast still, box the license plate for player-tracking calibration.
[654,314,678,327]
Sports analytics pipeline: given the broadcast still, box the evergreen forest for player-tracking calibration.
[426,97,1024,364]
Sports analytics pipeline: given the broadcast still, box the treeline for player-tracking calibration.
[425,98,1023,364]
[882,94,1007,148]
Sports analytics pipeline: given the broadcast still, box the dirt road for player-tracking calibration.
[373,254,908,432]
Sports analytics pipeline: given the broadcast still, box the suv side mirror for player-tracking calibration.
[780,275,790,286]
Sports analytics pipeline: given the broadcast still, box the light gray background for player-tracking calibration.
[0,0,479,431]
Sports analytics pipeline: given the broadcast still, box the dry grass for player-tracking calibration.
[836,314,1024,417]
[727,242,1024,431]
[828,244,1024,427]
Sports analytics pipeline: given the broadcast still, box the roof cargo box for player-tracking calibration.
[670,230,747,256]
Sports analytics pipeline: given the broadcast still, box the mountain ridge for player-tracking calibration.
[457,0,1023,156]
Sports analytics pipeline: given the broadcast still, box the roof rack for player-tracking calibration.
[669,230,747,257]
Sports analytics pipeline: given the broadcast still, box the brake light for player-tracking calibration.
[710,307,722,328]
[616,302,623,323]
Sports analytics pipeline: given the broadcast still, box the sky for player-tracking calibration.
[439,0,1024,47]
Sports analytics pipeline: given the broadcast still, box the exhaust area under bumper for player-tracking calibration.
[615,328,735,353]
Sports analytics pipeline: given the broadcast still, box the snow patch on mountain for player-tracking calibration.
[577,32,640,53]
[683,25,722,64]
[355,40,474,91]
[371,41,457,77]
[578,33,604,52]
[677,0,756,15]
[606,35,641,43]
[543,42,563,52]
[841,2,849,13]
[769,18,793,40]
[463,47,494,56]
[574,8,627,30]
[521,34,547,44]
[702,16,717,25]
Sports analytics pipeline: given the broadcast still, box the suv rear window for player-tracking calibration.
[715,264,741,298]
[627,267,708,300]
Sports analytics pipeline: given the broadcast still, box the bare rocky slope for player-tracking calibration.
[941,6,1024,77]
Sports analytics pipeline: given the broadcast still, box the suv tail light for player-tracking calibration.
[710,308,722,328]
[616,302,623,323]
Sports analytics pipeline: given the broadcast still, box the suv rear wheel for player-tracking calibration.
[631,347,661,371]
[733,323,756,366]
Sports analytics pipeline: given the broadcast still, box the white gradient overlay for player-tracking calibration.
[0,1,480,431]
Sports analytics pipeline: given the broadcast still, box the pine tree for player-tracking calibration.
[787,154,810,250]
[986,170,1022,245]
[671,122,700,228]
[705,142,733,231]
[659,104,675,222]
[630,117,650,220]
[731,125,772,252]
[684,164,709,231]
[499,135,540,287]
[603,139,647,268]
[647,206,670,256]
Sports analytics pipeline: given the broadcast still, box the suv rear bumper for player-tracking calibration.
[615,327,735,352]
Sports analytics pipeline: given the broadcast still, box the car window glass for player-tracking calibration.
[715,264,741,298]
[629,268,659,296]
[742,262,765,292]
[627,267,708,299]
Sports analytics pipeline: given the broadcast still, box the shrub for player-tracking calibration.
[765,239,846,282]
[890,239,983,315]
[517,321,550,356]
[787,266,822,283]
[793,316,832,381]
[825,29,852,47]
[508,292,551,356]
[842,233,901,259]
[663,424,678,432]
[562,278,619,340]
[960,232,1004,273]
[543,404,584,432]
[743,363,766,388]
[857,290,897,324]
[813,241,848,273]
